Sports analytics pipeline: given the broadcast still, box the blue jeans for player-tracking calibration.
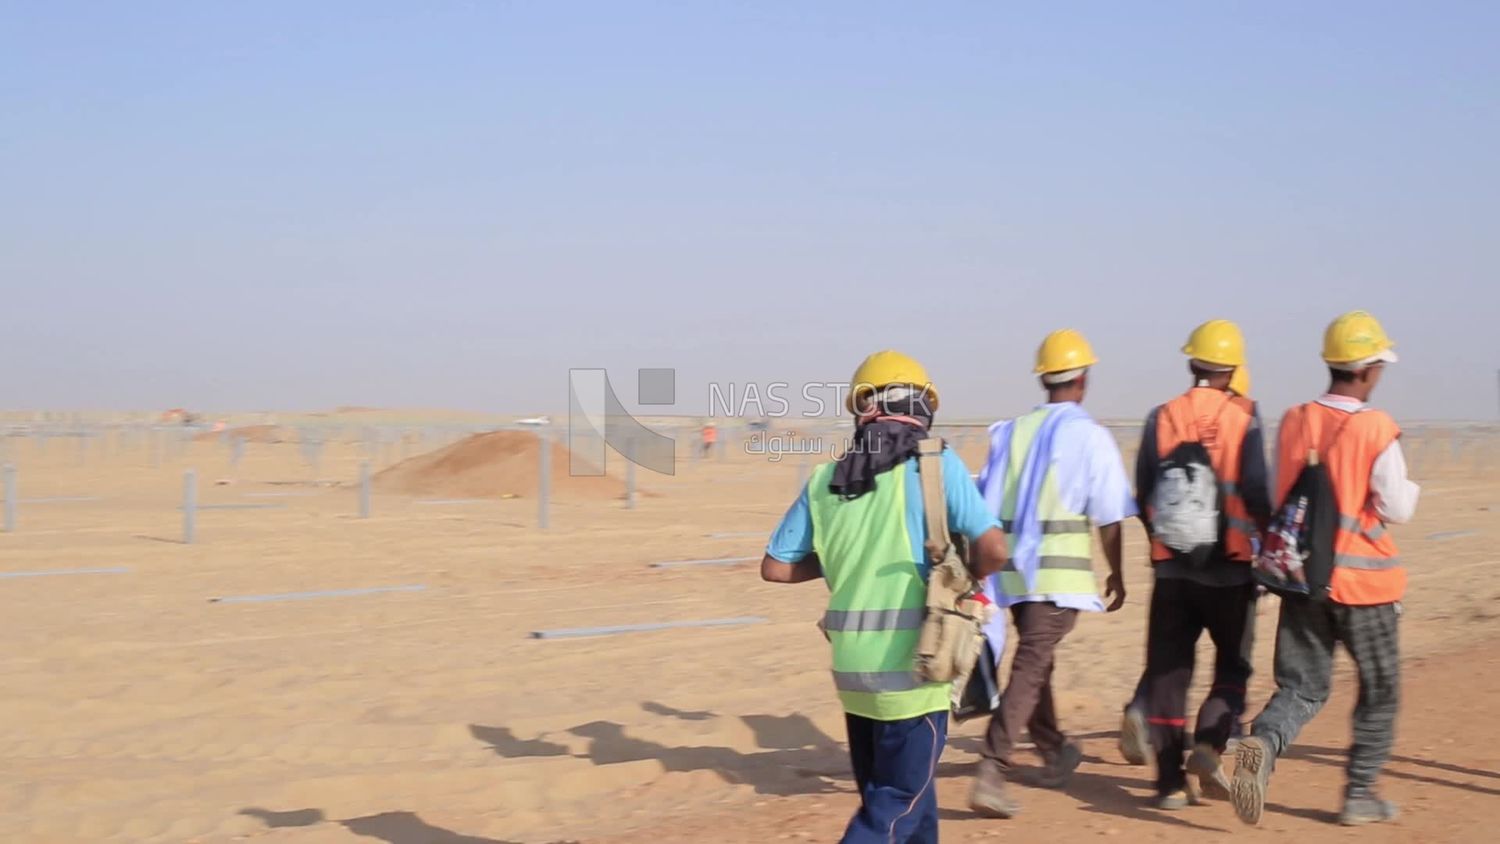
[841,710,948,844]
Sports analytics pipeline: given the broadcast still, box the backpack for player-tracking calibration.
[1252,409,1352,601]
[951,637,1001,723]
[1149,401,1230,568]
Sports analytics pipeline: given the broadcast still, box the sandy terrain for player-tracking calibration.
[0,419,1495,843]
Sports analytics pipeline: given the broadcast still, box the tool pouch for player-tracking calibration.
[911,438,996,699]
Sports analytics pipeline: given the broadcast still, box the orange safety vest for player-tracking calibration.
[1276,402,1404,606]
[702,425,718,444]
[1149,387,1257,563]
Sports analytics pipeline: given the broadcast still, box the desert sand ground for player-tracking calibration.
[1,415,1496,843]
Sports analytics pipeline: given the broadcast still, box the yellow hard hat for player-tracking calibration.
[1228,365,1251,398]
[847,350,939,413]
[1323,310,1398,368]
[1034,329,1099,376]
[1182,319,1246,368]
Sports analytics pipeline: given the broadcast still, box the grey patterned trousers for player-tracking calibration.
[1251,598,1400,795]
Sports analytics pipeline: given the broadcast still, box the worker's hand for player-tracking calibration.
[1104,573,1127,612]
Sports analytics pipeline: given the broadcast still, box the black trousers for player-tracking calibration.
[1145,578,1257,793]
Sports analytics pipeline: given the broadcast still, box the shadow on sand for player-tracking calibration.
[470,703,848,798]
[239,807,560,843]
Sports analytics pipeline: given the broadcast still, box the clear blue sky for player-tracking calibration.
[3,2,1497,421]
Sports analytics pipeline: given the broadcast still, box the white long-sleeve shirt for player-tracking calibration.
[1292,394,1421,523]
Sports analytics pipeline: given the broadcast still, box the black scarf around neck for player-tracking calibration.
[828,394,934,500]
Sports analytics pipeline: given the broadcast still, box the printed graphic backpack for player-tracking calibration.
[1253,409,1352,601]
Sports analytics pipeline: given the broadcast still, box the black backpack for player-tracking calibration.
[1253,410,1352,601]
[1149,402,1230,568]
[952,638,1000,723]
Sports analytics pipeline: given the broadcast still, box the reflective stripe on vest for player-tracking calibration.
[1339,514,1387,541]
[996,408,1098,601]
[806,459,951,721]
[832,670,923,693]
[1277,403,1405,605]
[1003,555,1093,572]
[998,518,1090,534]
[822,607,925,633]
[1334,554,1401,571]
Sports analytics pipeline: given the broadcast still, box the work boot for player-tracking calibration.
[970,760,1021,819]
[1186,743,1232,801]
[1153,789,1193,810]
[1119,706,1150,766]
[1036,741,1083,789]
[1230,735,1274,826]
[1339,792,1399,826]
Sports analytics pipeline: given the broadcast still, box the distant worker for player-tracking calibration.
[1125,320,1271,809]
[701,422,718,458]
[1231,311,1419,827]
[761,350,1007,843]
[969,329,1134,819]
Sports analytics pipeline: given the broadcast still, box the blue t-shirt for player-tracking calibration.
[766,448,998,578]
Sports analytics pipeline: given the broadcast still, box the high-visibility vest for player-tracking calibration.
[995,408,1099,601]
[806,460,950,721]
[1276,402,1405,606]
[1149,388,1257,562]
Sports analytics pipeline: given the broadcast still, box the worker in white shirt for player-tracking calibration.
[1231,310,1419,828]
[968,329,1136,819]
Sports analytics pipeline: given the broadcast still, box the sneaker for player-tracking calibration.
[1153,789,1192,810]
[1230,735,1273,826]
[970,760,1021,818]
[1186,743,1232,801]
[1036,741,1083,789]
[1119,706,1150,766]
[1339,794,1399,826]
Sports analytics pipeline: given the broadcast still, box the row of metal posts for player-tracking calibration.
[42,424,1498,541]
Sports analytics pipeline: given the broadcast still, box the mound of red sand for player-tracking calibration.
[374,431,635,501]
[193,425,287,444]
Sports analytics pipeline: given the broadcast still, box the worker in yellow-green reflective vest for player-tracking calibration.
[762,350,1008,844]
[969,329,1136,819]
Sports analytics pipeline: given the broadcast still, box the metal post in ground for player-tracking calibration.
[359,460,372,519]
[231,437,245,469]
[182,469,198,544]
[625,437,637,510]
[538,429,551,529]
[3,463,16,533]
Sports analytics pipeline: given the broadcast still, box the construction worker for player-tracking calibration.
[1126,320,1272,808]
[761,350,1008,843]
[1231,311,1419,827]
[1118,359,1259,769]
[969,329,1134,819]
[701,421,718,458]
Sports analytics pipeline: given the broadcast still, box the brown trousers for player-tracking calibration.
[981,601,1079,770]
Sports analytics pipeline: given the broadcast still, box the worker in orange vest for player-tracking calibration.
[701,421,718,458]
[1126,320,1271,809]
[1231,311,1419,827]
[1118,360,1258,773]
